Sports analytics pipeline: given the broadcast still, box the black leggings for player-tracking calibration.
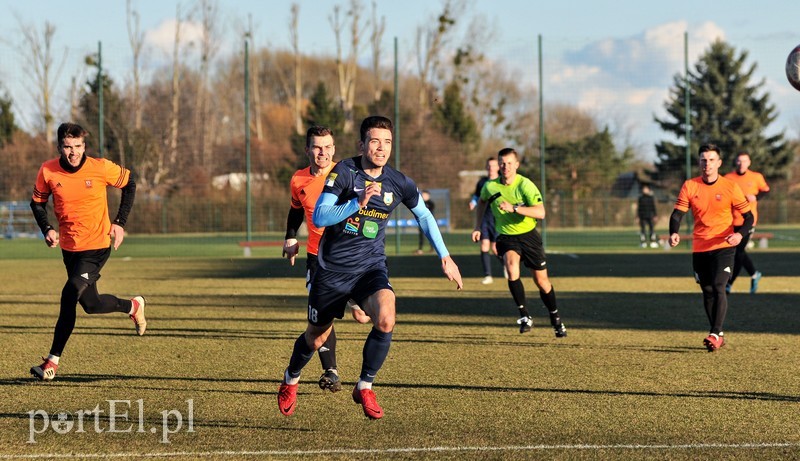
[693,248,735,335]
[50,249,131,356]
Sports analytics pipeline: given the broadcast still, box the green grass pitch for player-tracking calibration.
[0,238,798,460]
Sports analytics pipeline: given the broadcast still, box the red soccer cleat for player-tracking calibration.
[278,382,298,416]
[352,386,384,419]
[30,357,58,381]
[703,333,726,352]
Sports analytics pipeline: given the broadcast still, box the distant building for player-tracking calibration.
[212,173,270,191]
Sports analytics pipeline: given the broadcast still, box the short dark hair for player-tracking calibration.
[306,125,334,148]
[57,123,88,146]
[698,143,720,157]
[497,147,518,160]
[359,116,393,143]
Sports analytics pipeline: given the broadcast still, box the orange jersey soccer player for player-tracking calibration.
[723,152,770,293]
[669,144,753,352]
[29,122,146,381]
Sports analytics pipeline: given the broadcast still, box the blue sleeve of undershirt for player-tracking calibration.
[313,192,360,227]
[411,196,449,258]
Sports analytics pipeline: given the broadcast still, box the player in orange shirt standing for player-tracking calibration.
[724,152,770,294]
[282,125,369,393]
[29,123,145,381]
[669,144,753,352]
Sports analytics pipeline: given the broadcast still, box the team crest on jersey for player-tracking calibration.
[344,216,360,235]
[325,173,338,187]
[715,194,722,201]
[85,180,93,188]
[383,192,393,206]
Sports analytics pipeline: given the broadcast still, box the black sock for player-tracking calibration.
[318,327,337,371]
[287,333,315,380]
[360,328,392,383]
[539,287,561,326]
[509,279,529,317]
[508,279,527,316]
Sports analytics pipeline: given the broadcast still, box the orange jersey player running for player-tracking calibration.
[28,122,146,382]
[723,152,770,294]
[282,125,370,394]
[669,143,753,352]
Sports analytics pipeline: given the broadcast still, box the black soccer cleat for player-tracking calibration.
[318,369,342,392]
[517,316,533,333]
[554,324,567,338]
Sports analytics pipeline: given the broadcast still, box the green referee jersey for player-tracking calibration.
[479,174,543,235]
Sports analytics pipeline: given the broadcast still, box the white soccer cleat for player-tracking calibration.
[130,296,147,335]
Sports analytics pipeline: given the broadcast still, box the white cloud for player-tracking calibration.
[533,21,730,158]
[145,19,206,55]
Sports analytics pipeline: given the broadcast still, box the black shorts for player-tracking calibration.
[305,254,319,290]
[307,266,393,326]
[480,212,498,242]
[496,229,547,270]
[61,247,111,285]
[692,247,735,285]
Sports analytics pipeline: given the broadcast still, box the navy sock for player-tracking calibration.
[287,333,315,380]
[480,251,492,277]
[360,328,393,383]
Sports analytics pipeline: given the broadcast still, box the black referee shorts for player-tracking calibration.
[496,228,547,271]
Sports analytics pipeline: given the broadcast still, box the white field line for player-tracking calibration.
[1,442,798,459]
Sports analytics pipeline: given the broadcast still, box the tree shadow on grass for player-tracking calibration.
[169,252,800,279]
[381,381,800,403]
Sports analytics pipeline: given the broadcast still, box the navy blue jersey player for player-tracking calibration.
[277,116,463,419]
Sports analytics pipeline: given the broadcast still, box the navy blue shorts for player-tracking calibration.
[480,212,498,242]
[305,254,319,290]
[496,228,547,270]
[307,266,392,326]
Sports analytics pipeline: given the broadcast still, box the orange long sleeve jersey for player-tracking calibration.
[672,176,751,252]
[31,155,135,252]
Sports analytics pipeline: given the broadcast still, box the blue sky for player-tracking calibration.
[2,0,799,161]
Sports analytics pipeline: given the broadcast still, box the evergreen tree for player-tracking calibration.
[0,93,17,148]
[289,82,345,172]
[538,127,632,200]
[79,71,128,163]
[654,39,792,187]
[432,81,480,151]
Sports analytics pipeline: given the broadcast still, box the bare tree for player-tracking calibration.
[290,3,303,135]
[127,0,145,130]
[246,15,264,141]
[15,17,67,143]
[330,0,366,134]
[162,3,184,187]
[414,0,464,109]
[194,0,221,167]
[370,1,386,102]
